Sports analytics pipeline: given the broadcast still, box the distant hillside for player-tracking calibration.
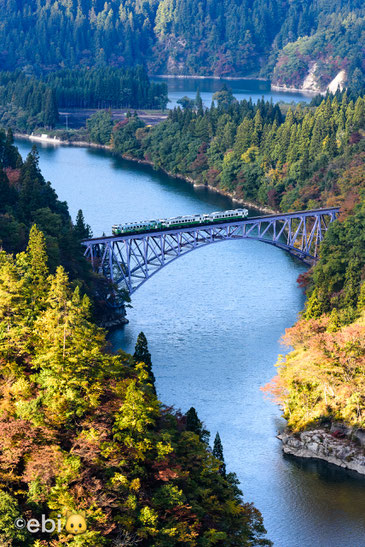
[0,0,364,89]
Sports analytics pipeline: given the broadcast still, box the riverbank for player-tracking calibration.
[15,132,277,215]
[278,424,365,475]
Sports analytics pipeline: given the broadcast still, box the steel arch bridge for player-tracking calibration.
[82,207,339,298]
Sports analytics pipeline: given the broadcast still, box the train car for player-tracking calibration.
[112,224,122,235]
[209,209,248,221]
[112,220,159,235]
[112,208,248,235]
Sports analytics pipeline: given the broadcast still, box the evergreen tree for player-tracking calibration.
[20,224,50,317]
[133,331,156,390]
[74,209,92,239]
[3,128,21,168]
[43,88,59,128]
[304,287,323,319]
[0,251,28,364]
[0,169,16,213]
[213,432,226,476]
[186,407,209,443]
[358,281,365,311]
[195,88,203,114]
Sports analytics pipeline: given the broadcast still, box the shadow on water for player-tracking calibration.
[85,146,264,214]
[151,77,272,94]
[284,452,365,486]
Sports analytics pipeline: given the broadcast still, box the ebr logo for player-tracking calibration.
[14,513,87,535]
[15,514,62,533]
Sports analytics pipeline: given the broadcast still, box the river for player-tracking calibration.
[151,76,312,108]
[15,119,365,546]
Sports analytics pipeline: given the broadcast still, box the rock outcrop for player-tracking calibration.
[327,70,347,94]
[272,65,348,95]
[301,62,322,93]
[278,424,365,475]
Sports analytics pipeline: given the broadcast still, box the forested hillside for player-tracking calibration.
[0,129,127,318]
[0,0,364,87]
[0,69,167,132]
[0,226,271,545]
[264,202,365,433]
[111,90,365,213]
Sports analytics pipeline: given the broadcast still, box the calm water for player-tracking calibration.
[151,77,312,109]
[16,138,365,547]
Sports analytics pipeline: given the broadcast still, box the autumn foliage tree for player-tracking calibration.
[263,202,365,433]
[0,228,271,546]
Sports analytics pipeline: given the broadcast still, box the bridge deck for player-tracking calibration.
[83,207,340,244]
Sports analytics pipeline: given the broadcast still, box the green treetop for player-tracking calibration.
[213,432,226,476]
[186,407,210,444]
[133,331,156,391]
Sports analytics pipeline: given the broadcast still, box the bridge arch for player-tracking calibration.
[82,208,339,302]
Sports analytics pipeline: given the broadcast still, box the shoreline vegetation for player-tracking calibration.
[14,133,277,216]
[270,84,321,95]
[152,75,320,96]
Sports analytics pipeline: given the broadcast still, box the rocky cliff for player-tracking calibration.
[278,423,365,475]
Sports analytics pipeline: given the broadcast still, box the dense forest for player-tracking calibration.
[0,68,167,132]
[109,89,365,213]
[44,66,168,109]
[264,202,365,432]
[0,0,363,87]
[0,221,271,545]
[0,129,87,268]
[0,72,59,131]
[0,129,131,320]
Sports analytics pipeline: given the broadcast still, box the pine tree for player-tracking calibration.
[133,332,156,390]
[213,432,226,476]
[195,88,203,115]
[358,281,365,312]
[234,118,253,154]
[327,308,340,332]
[344,261,361,309]
[304,287,323,319]
[3,128,21,169]
[186,407,209,444]
[74,209,92,239]
[252,109,263,146]
[25,224,48,276]
[0,251,28,363]
[43,88,59,128]
[19,224,50,317]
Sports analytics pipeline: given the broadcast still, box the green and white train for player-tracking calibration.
[112,208,249,235]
